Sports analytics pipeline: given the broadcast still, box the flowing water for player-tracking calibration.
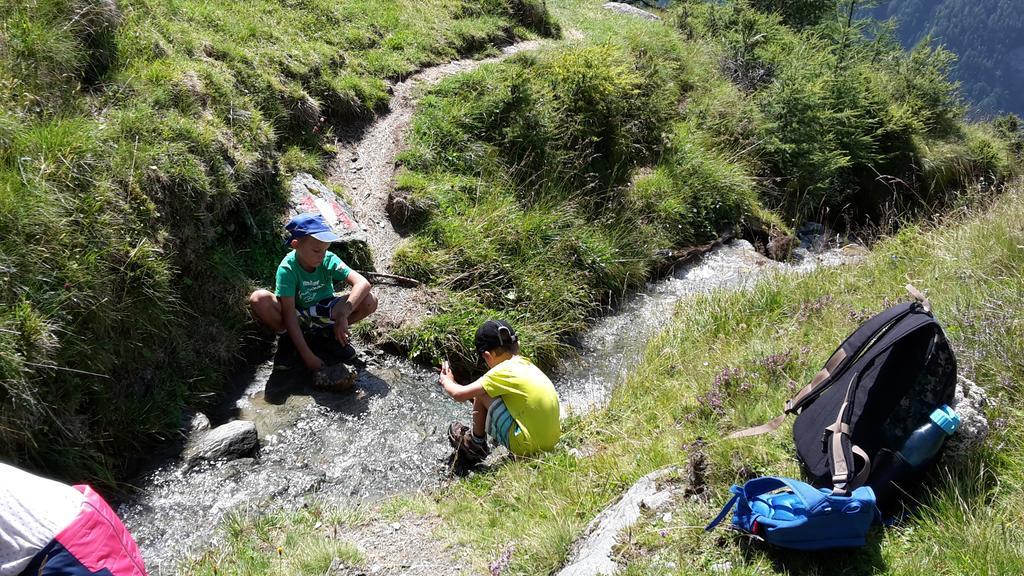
[119,239,863,572]
[558,241,862,414]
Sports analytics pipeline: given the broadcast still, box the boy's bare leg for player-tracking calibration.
[251,289,377,340]
[472,394,494,439]
[249,290,285,332]
[344,291,378,324]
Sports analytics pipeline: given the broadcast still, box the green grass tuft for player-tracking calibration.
[186,504,366,576]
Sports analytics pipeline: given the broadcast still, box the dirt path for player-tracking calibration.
[330,40,545,273]
[337,513,473,576]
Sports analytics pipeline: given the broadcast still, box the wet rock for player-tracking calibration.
[216,458,257,481]
[790,246,812,262]
[602,2,660,20]
[944,376,990,462]
[289,172,369,249]
[313,363,357,392]
[184,420,258,465]
[189,412,211,434]
[798,222,825,236]
[557,468,678,576]
[766,228,798,261]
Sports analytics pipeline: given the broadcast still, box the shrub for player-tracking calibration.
[750,0,835,29]
[674,0,1012,224]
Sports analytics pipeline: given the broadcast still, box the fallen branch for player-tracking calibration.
[358,271,422,287]
[654,230,736,270]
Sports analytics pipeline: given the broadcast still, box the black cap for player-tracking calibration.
[474,320,518,355]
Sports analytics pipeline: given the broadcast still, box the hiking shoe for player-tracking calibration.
[308,327,360,365]
[448,421,470,448]
[447,421,490,463]
[337,343,358,364]
[311,363,357,393]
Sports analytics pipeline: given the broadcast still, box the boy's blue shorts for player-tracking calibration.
[485,397,521,451]
[296,296,343,327]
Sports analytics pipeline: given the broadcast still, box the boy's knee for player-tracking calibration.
[364,292,378,314]
[353,292,377,317]
[249,289,273,309]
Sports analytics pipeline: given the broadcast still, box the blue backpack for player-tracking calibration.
[705,476,878,550]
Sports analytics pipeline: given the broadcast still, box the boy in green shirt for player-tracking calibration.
[249,213,377,374]
[438,320,561,464]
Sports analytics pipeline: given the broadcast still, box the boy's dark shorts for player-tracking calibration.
[297,295,345,327]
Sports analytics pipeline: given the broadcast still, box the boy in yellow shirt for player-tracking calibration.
[438,320,561,464]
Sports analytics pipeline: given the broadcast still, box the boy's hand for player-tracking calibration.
[333,317,351,347]
[303,353,324,372]
[438,360,454,384]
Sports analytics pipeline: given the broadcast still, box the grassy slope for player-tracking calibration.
[437,185,1024,575]
[386,10,757,373]
[0,0,552,481]
[384,1,768,373]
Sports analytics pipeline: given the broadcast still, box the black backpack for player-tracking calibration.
[730,289,957,508]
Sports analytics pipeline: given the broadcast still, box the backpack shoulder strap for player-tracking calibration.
[728,302,923,440]
[825,368,874,495]
[704,486,742,532]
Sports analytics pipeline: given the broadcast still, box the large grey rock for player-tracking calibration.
[602,2,660,20]
[184,420,258,464]
[627,0,670,7]
[289,172,369,247]
[557,468,677,576]
[944,376,990,462]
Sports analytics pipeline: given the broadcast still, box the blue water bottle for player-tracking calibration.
[898,405,960,466]
[871,404,959,512]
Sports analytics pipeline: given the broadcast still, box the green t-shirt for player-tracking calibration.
[478,356,561,456]
[274,250,351,309]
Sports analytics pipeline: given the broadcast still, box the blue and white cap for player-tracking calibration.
[285,213,342,244]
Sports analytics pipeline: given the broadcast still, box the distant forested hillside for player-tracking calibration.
[869,0,1024,118]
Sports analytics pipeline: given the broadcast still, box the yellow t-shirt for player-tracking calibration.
[477,356,561,455]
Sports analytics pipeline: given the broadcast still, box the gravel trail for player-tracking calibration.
[330,41,545,273]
